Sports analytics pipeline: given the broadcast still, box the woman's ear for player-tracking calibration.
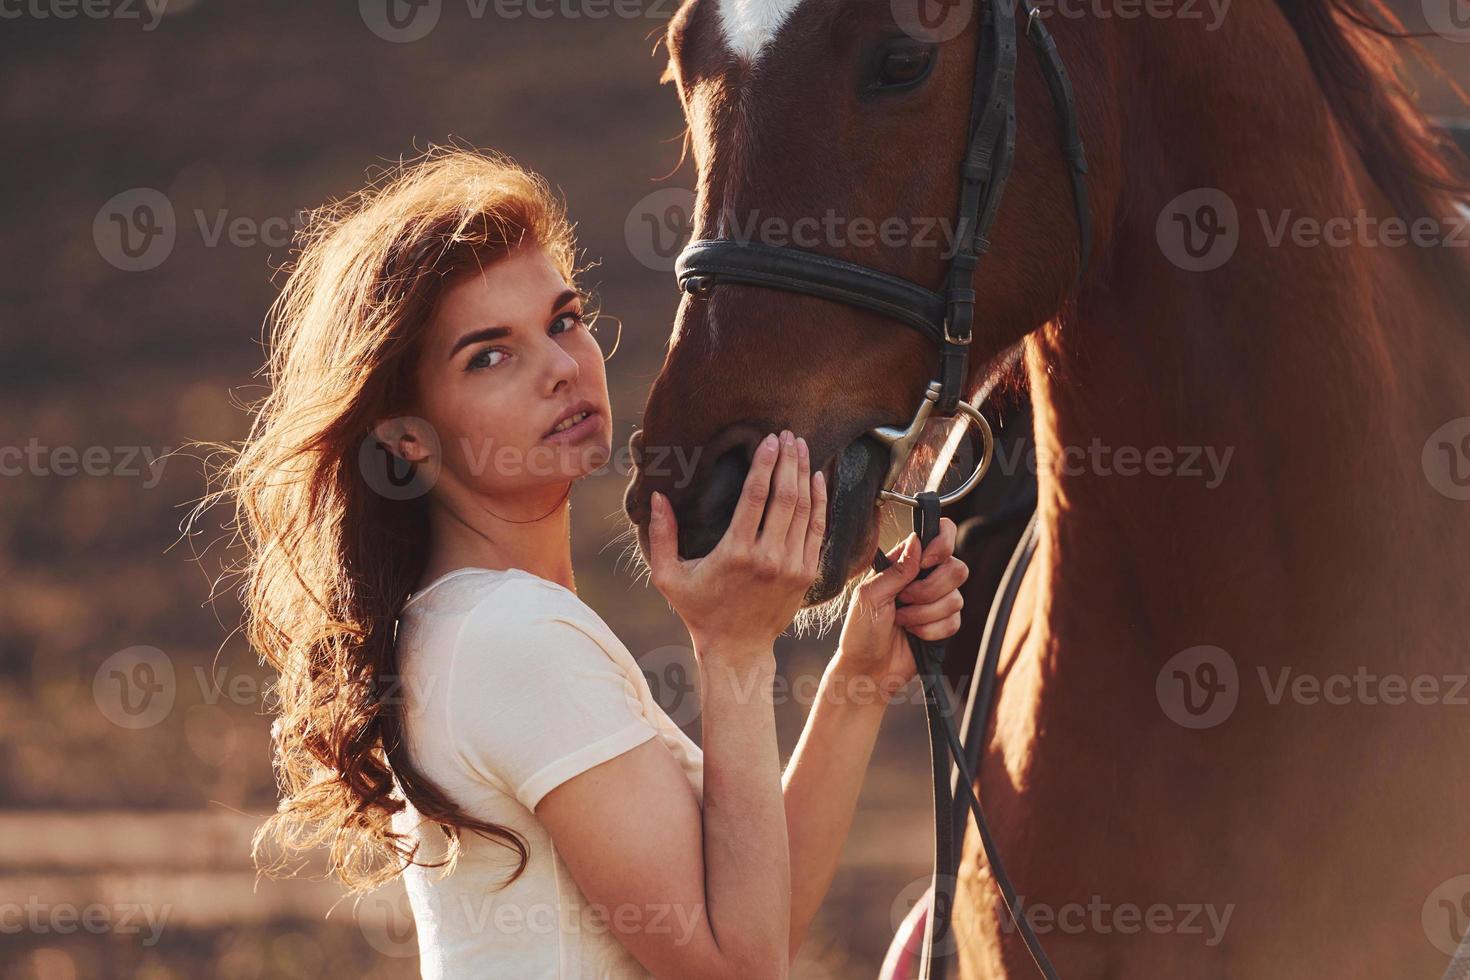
[371,416,435,464]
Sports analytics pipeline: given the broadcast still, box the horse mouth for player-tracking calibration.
[808,435,889,603]
[626,432,890,607]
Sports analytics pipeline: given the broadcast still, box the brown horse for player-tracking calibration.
[624,0,1470,975]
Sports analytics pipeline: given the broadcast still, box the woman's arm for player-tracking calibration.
[782,520,967,959]
[539,431,819,979]
[696,646,790,971]
[780,658,889,960]
[537,644,788,980]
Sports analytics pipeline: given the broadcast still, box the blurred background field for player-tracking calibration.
[2,1,1468,977]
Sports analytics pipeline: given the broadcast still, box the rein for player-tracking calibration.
[875,495,1050,980]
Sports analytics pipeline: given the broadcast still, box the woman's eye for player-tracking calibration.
[467,348,507,371]
[551,310,584,335]
[875,46,935,89]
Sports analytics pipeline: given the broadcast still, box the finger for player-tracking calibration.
[758,430,800,549]
[784,436,812,559]
[906,612,965,642]
[726,433,780,544]
[802,467,828,580]
[893,590,965,629]
[898,556,969,606]
[919,517,959,571]
[647,491,682,585]
[861,532,923,605]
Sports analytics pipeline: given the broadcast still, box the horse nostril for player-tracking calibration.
[683,445,751,559]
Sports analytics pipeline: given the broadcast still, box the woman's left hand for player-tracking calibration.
[832,517,969,700]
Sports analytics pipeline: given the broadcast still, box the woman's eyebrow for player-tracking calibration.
[448,289,581,359]
[449,325,511,358]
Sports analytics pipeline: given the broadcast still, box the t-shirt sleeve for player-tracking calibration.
[444,583,658,811]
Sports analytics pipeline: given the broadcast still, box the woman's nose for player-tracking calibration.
[544,341,581,392]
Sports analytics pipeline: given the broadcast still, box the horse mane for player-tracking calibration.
[1274,0,1470,221]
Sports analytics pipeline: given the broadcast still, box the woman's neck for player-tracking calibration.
[420,483,577,592]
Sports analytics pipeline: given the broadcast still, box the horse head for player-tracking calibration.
[623,0,1114,607]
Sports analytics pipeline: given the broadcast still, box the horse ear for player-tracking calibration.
[659,60,676,87]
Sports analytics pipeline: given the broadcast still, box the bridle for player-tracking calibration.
[673,1,1091,976]
[676,0,1090,423]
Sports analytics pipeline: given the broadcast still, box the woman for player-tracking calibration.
[225,148,969,978]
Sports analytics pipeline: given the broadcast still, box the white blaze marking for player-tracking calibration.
[717,0,809,62]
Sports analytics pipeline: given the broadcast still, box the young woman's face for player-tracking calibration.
[408,245,613,502]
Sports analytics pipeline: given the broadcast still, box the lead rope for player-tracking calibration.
[874,492,1058,980]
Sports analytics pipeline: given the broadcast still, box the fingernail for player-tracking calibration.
[814,470,825,488]
[763,433,778,452]
[781,430,794,446]
[796,436,808,458]
[651,491,664,514]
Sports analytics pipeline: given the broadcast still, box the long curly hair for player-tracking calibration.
[216,147,580,894]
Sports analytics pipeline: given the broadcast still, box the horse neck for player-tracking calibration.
[1023,11,1470,664]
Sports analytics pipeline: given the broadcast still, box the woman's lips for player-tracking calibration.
[544,410,603,444]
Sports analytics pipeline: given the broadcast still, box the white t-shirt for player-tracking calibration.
[389,567,705,979]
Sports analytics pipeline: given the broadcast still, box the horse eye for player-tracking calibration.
[875,46,935,89]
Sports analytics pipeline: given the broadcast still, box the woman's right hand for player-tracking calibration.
[647,429,827,658]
